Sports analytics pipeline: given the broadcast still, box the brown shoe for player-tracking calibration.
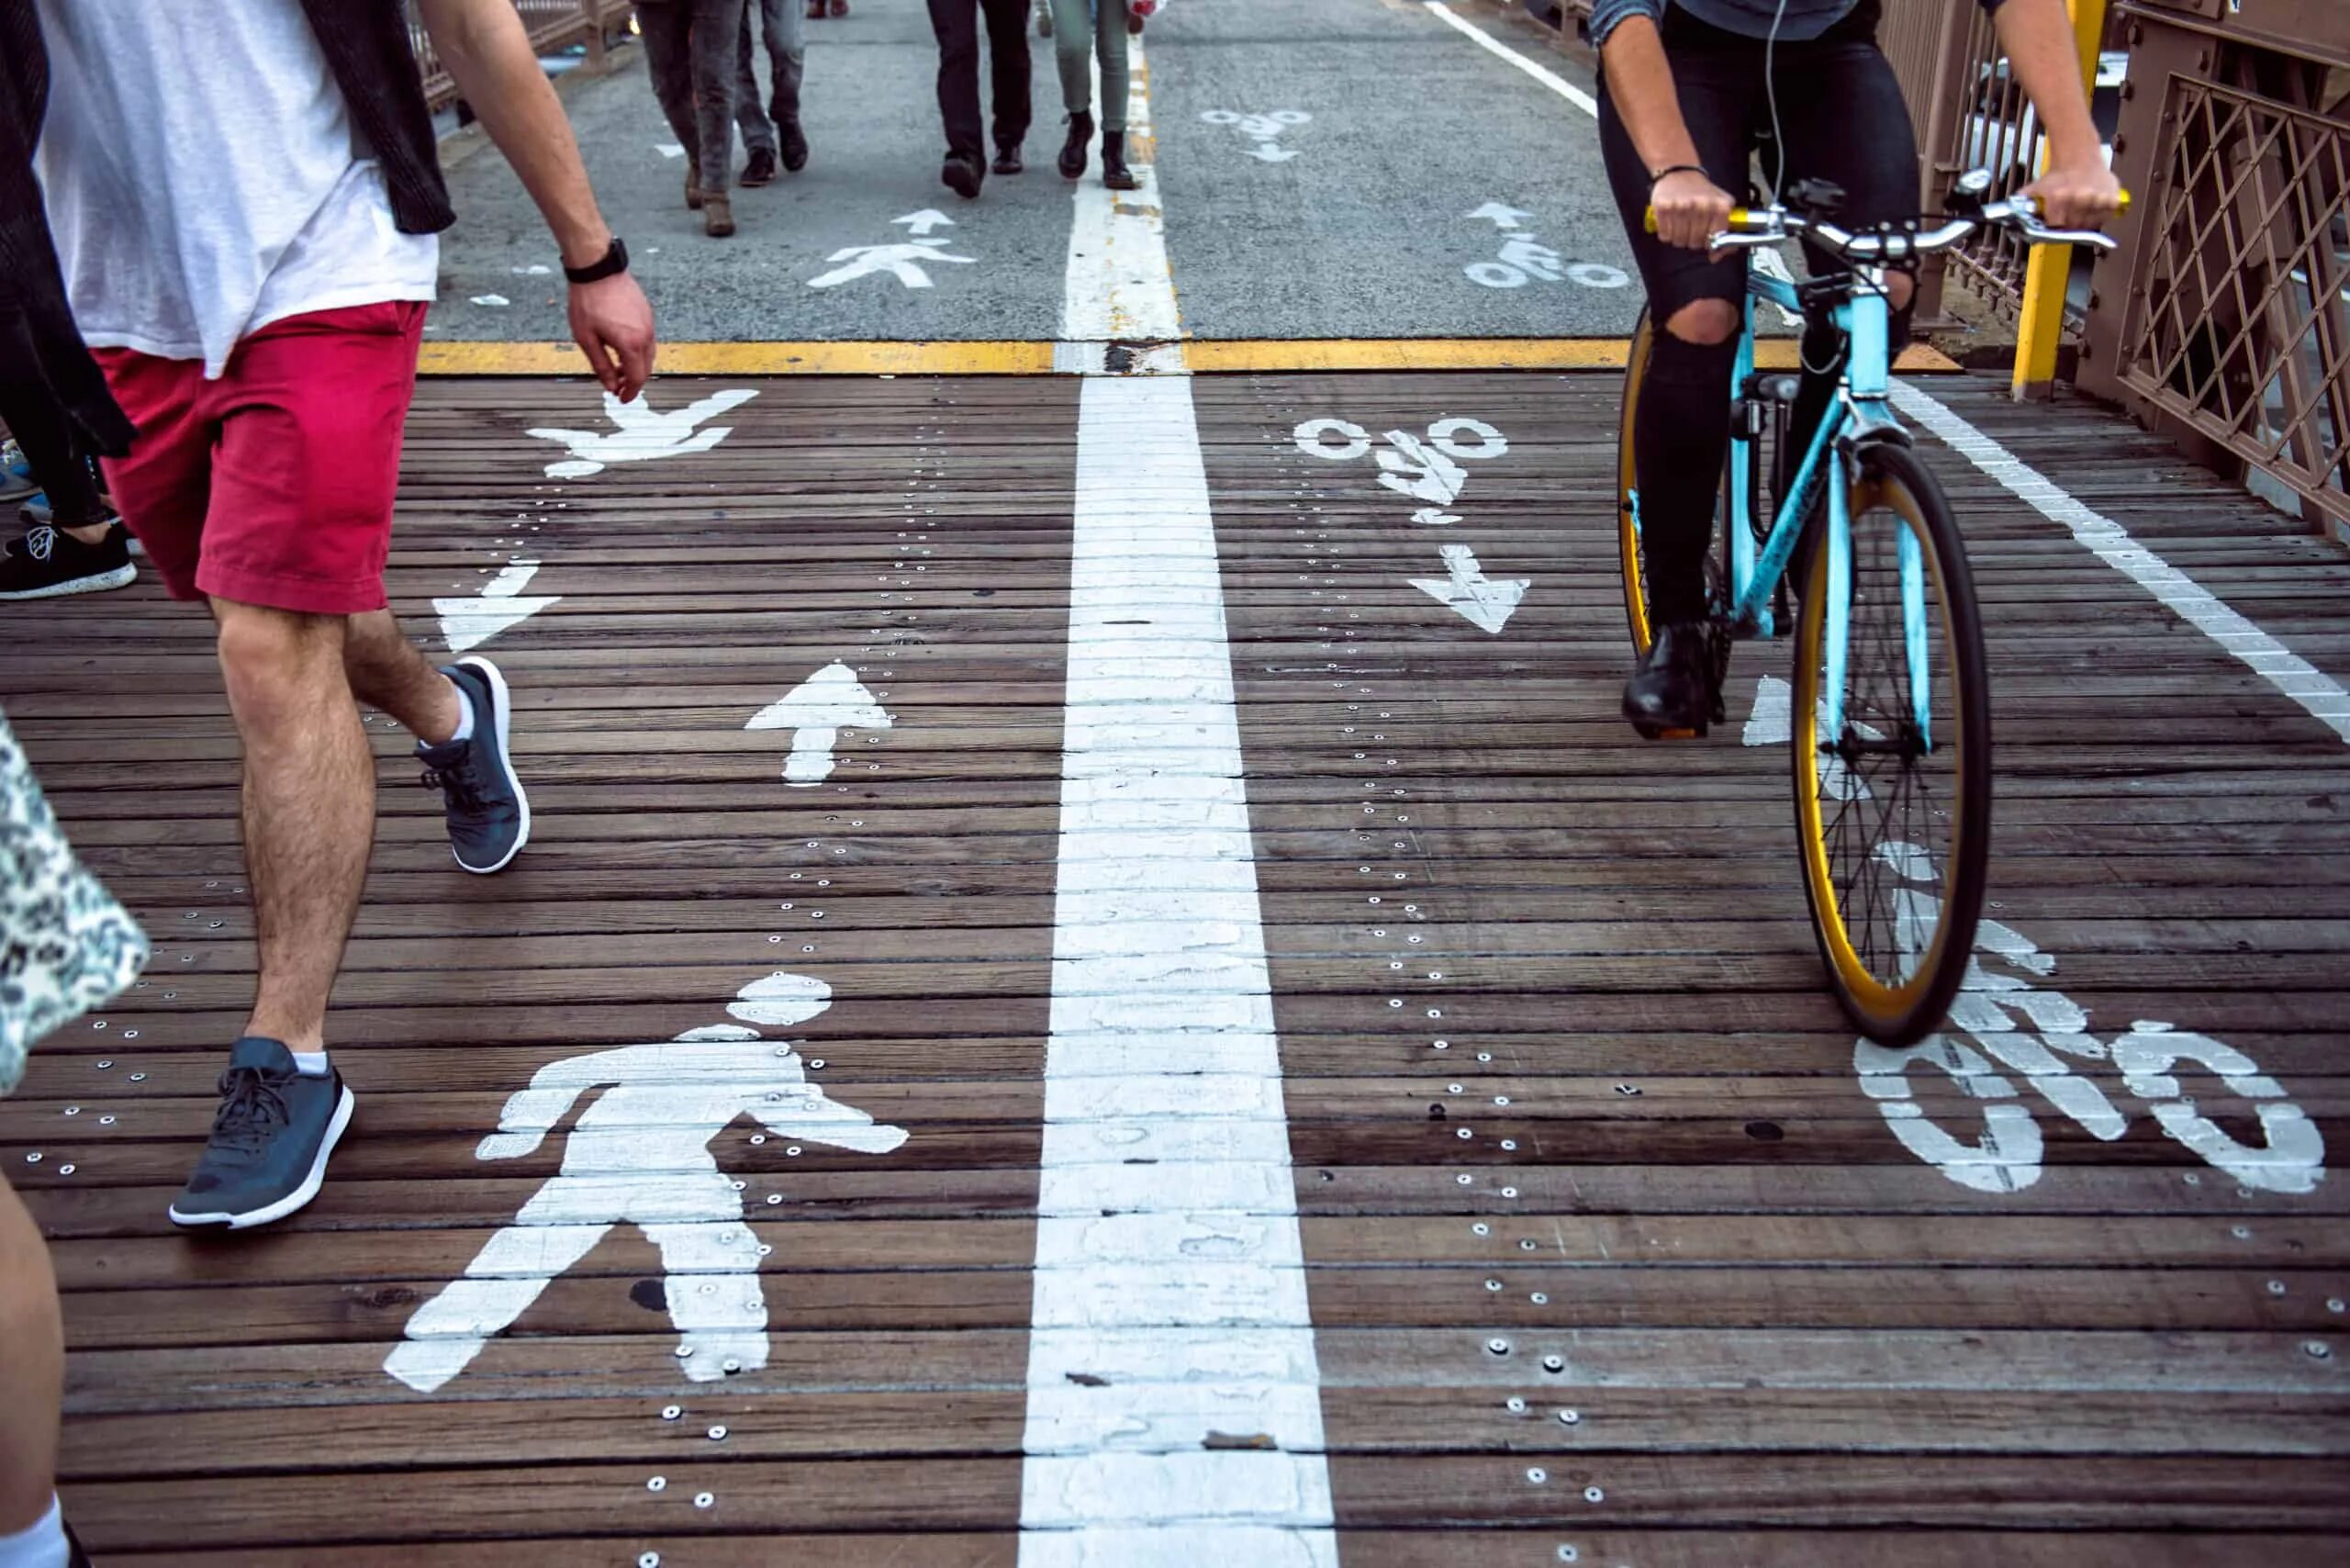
[829,0,849,15]
[685,170,704,211]
[805,0,822,15]
[703,194,736,238]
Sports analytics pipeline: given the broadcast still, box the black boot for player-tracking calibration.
[779,118,810,173]
[993,140,1024,175]
[1058,111,1094,179]
[1622,622,1716,738]
[942,151,984,199]
[1102,129,1138,191]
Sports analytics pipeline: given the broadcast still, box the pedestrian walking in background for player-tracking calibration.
[11,0,655,1235]
[807,0,847,16]
[735,0,811,184]
[0,328,132,600]
[927,0,1033,199]
[1046,0,1138,190]
[639,0,751,236]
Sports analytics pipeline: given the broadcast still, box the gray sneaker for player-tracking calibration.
[418,655,531,874]
[168,1037,355,1230]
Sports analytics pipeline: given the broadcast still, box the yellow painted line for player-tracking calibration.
[417,340,1057,376]
[418,337,1959,376]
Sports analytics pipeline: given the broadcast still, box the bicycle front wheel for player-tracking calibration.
[1791,443,1991,1047]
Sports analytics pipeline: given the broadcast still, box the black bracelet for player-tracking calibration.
[1649,164,1708,185]
[564,236,629,286]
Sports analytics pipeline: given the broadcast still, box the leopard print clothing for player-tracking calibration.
[2,711,149,1095]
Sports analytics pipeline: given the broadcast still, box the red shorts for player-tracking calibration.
[95,301,427,616]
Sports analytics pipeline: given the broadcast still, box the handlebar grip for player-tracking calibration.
[1643,207,1758,234]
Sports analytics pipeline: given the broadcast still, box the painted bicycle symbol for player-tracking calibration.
[1853,842,2326,1195]
[1292,416,1508,524]
[1202,108,1311,162]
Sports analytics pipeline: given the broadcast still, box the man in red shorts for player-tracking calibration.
[10,0,656,1233]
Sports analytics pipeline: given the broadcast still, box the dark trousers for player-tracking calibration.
[0,324,106,528]
[1597,2,1916,623]
[735,0,807,151]
[640,0,747,197]
[927,0,1033,161]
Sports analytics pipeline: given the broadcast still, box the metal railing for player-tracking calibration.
[2079,1,2350,536]
[408,0,632,112]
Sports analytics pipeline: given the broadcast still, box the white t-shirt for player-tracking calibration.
[32,0,441,379]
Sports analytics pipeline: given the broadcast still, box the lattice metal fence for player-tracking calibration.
[2102,79,2348,529]
[408,0,633,112]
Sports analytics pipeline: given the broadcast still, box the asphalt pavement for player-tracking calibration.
[428,0,1641,345]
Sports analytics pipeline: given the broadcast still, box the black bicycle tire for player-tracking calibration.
[1790,442,1993,1047]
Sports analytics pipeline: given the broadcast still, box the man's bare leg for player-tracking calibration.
[213,599,373,1054]
[343,609,462,746]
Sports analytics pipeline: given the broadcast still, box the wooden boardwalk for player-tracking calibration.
[5,368,2346,1564]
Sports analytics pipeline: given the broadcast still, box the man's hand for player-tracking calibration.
[2022,158,2123,230]
[569,273,656,402]
[1651,168,1737,253]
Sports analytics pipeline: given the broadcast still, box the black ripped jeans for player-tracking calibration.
[1598,1,1918,624]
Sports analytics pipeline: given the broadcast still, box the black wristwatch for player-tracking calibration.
[563,236,629,286]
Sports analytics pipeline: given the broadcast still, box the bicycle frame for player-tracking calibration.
[1722,266,1932,750]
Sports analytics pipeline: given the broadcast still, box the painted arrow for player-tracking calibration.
[434,559,560,655]
[1244,144,1300,162]
[1467,202,1535,230]
[1409,543,1528,635]
[746,662,895,786]
[892,209,955,236]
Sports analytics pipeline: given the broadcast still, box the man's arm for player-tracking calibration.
[1990,0,2124,228]
[1599,14,1735,253]
[416,0,656,399]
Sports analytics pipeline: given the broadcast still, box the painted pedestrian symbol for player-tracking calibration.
[1461,202,1628,291]
[809,211,975,290]
[525,387,758,480]
[1201,108,1310,162]
[383,973,909,1393]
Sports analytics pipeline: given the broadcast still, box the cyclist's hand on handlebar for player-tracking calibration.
[2022,160,2123,230]
[1651,169,1738,253]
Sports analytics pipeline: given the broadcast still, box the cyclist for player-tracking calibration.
[1593,0,2121,734]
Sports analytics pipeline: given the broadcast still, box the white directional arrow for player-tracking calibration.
[1409,543,1528,635]
[1467,202,1535,230]
[1245,144,1300,162]
[892,209,956,236]
[746,662,895,787]
[435,559,560,655]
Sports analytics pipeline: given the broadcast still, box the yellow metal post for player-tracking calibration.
[2011,0,2109,400]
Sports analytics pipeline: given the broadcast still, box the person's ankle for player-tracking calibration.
[59,521,112,548]
[0,1494,70,1568]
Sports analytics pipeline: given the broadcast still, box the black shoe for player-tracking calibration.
[1102,131,1138,191]
[168,1038,355,1229]
[1058,111,1093,178]
[0,520,135,599]
[418,655,531,874]
[779,118,810,173]
[741,144,778,186]
[993,142,1024,175]
[942,151,984,199]
[1127,9,1143,34]
[1622,621,1717,738]
[65,1515,92,1568]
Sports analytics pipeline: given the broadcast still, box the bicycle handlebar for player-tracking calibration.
[1642,189,2130,262]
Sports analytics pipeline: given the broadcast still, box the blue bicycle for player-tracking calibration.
[1616,174,2121,1045]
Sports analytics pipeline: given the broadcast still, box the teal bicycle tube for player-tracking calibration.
[1736,399,1843,630]
[1821,443,1853,742]
[1727,292,1760,612]
[1899,523,1933,748]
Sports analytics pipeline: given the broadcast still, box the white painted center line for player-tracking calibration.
[1423,0,1598,118]
[1022,31,1337,1568]
[1891,382,2350,743]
